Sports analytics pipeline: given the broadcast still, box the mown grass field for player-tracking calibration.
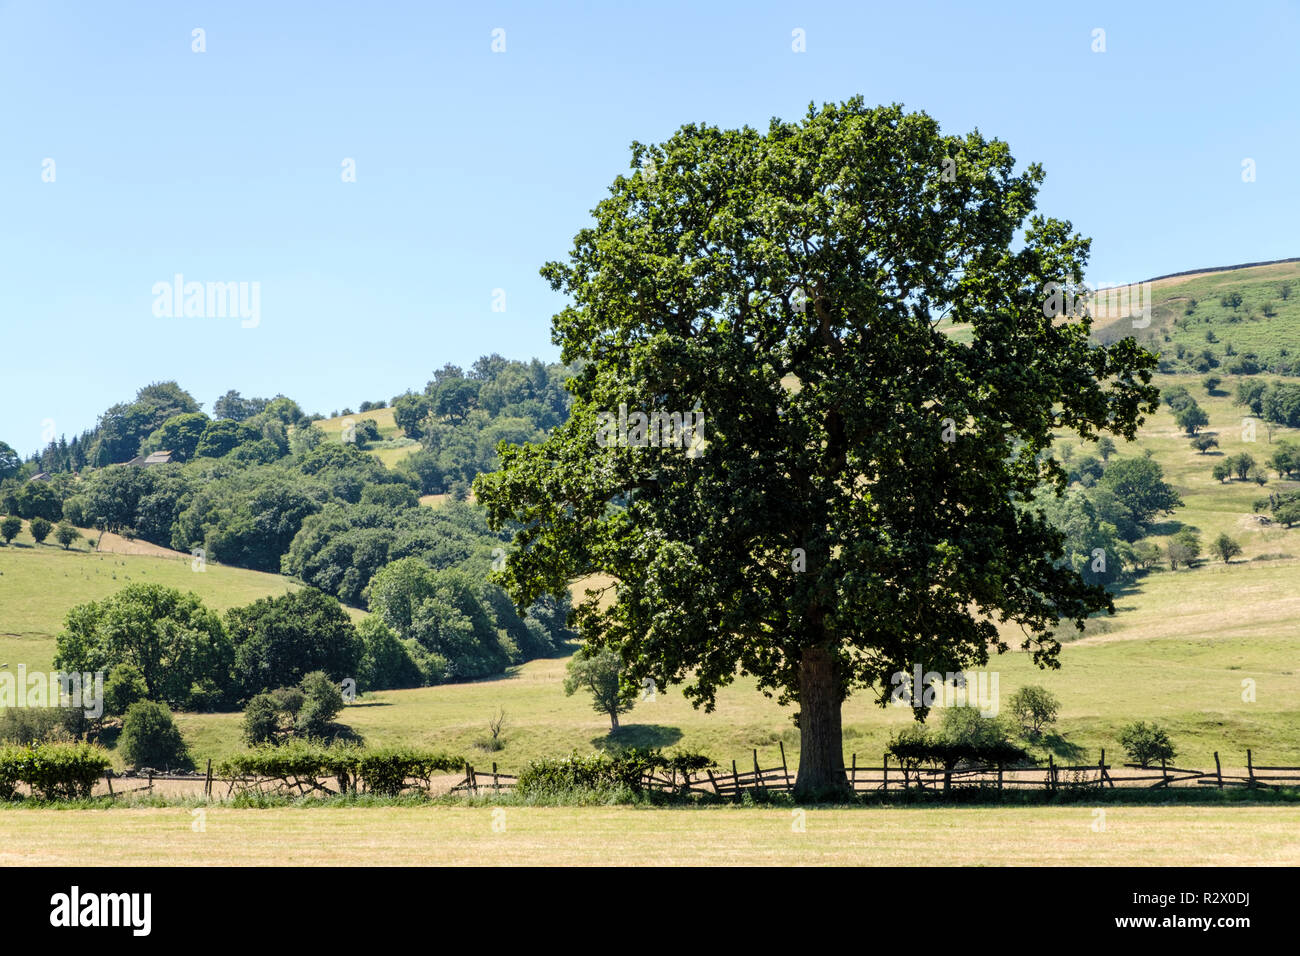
[1,803,1295,866]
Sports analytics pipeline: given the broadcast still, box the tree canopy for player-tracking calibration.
[477,98,1158,797]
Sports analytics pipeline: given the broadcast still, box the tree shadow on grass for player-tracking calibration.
[1036,732,1086,762]
[591,724,683,752]
[1146,519,1187,537]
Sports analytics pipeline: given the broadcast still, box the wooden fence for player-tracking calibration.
[448,746,1300,797]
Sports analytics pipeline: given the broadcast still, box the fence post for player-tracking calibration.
[779,741,791,791]
[850,753,857,792]
[1047,755,1055,793]
[1247,750,1255,789]
[104,771,114,799]
[1098,749,1105,789]
[205,758,213,798]
[1160,757,1169,788]
[753,749,763,793]
[997,762,1003,793]
[1214,752,1223,789]
[881,754,888,794]
[732,759,740,795]
[492,761,499,793]
[705,768,720,797]
[147,771,153,794]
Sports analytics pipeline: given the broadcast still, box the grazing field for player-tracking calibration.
[0,530,305,674]
[310,406,421,469]
[1,804,1296,866]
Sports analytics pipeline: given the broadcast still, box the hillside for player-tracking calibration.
[1091,260,1300,375]
[0,525,306,672]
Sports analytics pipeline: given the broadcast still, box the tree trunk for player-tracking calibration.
[609,710,619,733]
[793,645,850,800]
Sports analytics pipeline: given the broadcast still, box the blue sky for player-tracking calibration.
[2,0,1297,454]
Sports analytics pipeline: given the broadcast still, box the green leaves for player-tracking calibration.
[480,98,1159,726]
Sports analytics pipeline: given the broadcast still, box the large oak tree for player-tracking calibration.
[476,99,1158,798]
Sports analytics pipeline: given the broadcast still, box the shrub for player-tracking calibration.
[242,693,282,746]
[0,742,111,800]
[28,515,52,544]
[0,706,88,745]
[118,701,192,770]
[513,748,711,797]
[295,671,344,738]
[54,522,81,550]
[1118,720,1177,768]
[0,515,20,545]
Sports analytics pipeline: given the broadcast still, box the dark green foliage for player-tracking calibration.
[0,514,20,544]
[1096,457,1183,528]
[118,701,193,770]
[225,589,362,698]
[102,663,149,719]
[14,481,62,522]
[55,584,234,710]
[478,97,1158,796]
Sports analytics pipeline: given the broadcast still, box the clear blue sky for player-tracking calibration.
[2,0,1297,455]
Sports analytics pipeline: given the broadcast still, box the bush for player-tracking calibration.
[0,706,88,745]
[219,741,461,796]
[118,701,193,770]
[242,693,282,746]
[296,671,344,738]
[513,748,713,797]
[1118,721,1177,768]
[0,742,111,800]
[28,515,52,544]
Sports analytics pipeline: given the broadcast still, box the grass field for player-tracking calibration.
[0,531,303,674]
[310,405,421,469]
[1,803,1295,865]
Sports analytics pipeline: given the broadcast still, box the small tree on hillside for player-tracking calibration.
[1118,720,1177,768]
[0,515,20,545]
[563,647,637,733]
[1210,533,1242,564]
[1096,436,1117,462]
[1175,404,1209,436]
[28,515,52,544]
[1007,685,1060,739]
[1166,529,1202,570]
[1191,434,1218,454]
[54,522,81,550]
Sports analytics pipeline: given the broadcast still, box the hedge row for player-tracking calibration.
[516,748,715,796]
[0,743,112,800]
[218,741,463,795]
